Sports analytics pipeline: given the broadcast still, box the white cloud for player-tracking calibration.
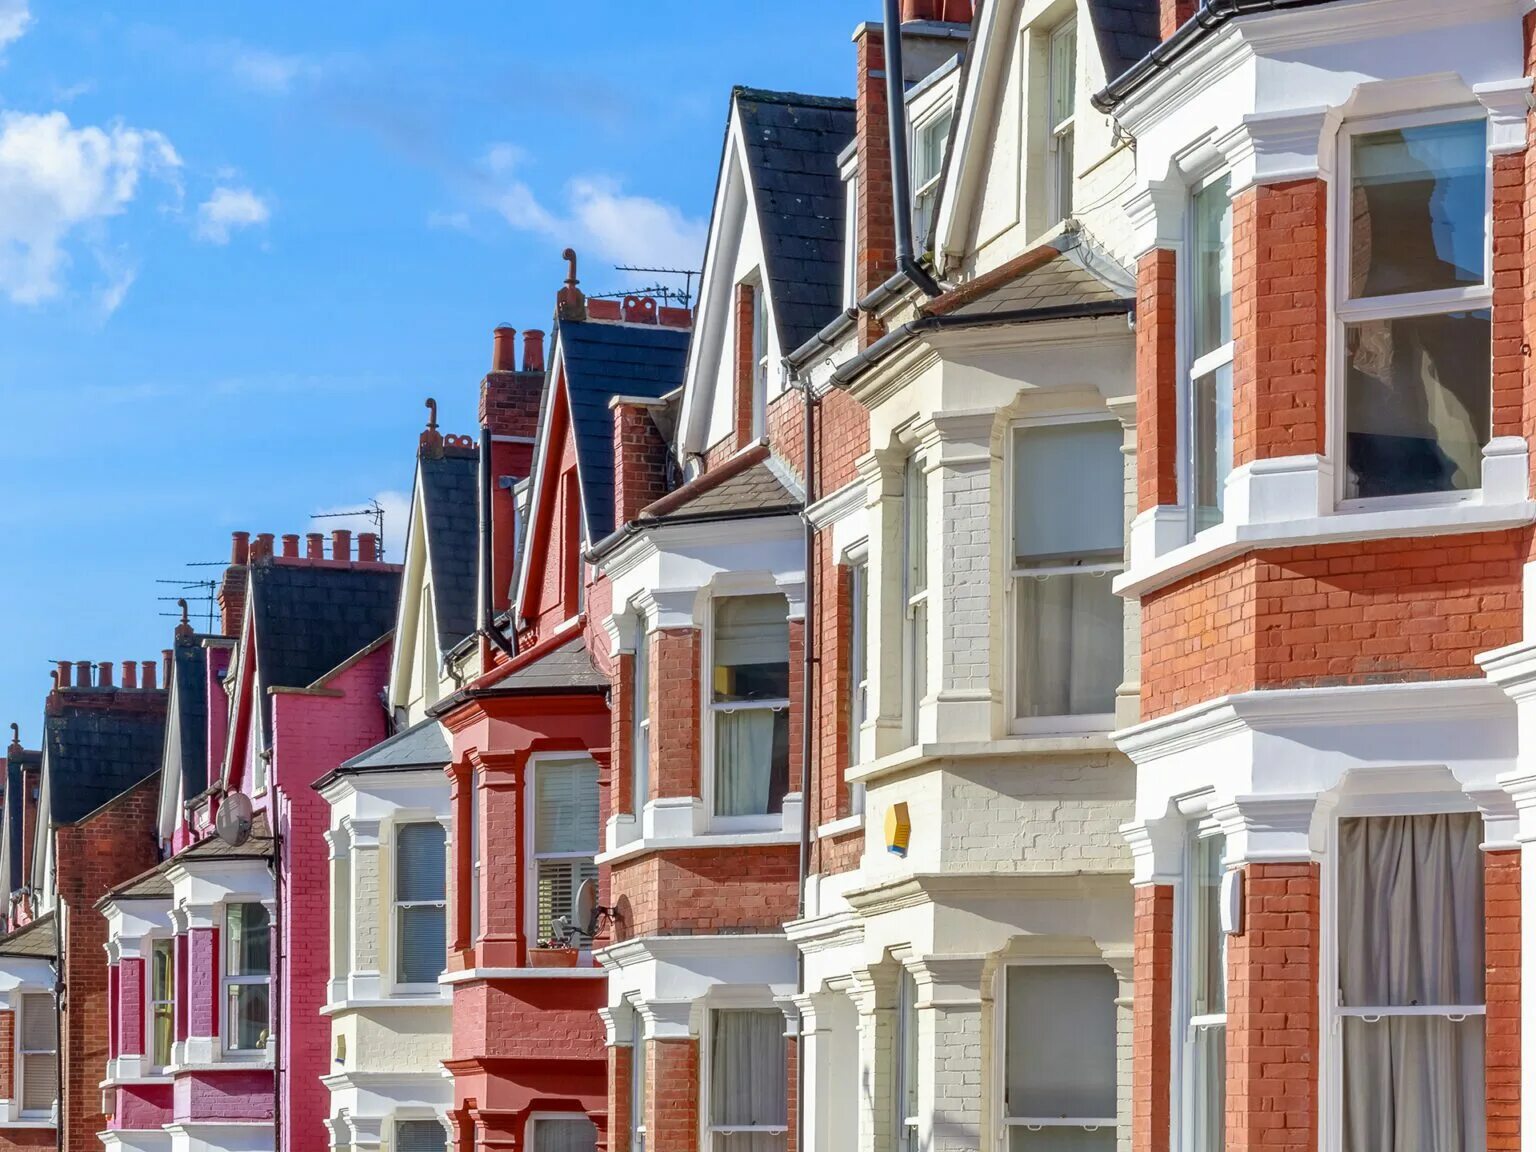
[195,186,270,244]
[96,262,135,318]
[228,46,309,95]
[0,110,180,304]
[426,209,471,232]
[314,490,411,561]
[0,0,30,54]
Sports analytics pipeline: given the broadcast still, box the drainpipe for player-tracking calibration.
[479,428,517,663]
[794,361,818,1152]
[883,0,943,299]
[271,825,284,1152]
[52,900,62,1152]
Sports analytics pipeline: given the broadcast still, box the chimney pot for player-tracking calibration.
[493,326,518,373]
[122,662,138,690]
[332,529,351,561]
[357,533,379,563]
[231,531,251,565]
[281,534,299,558]
[75,661,91,688]
[56,661,71,690]
[256,532,275,561]
[306,533,325,560]
[522,330,546,373]
[142,661,157,692]
[98,661,114,688]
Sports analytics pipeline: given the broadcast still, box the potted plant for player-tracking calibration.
[528,937,581,968]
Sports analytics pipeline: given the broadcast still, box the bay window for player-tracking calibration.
[1003,964,1118,1151]
[848,559,868,813]
[1188,173,1233,532]
[708,1009,788,1151]
[531,759,599,943]
[1011,420,1125,723]
[913,103,953,246]
[711,596,790,818]
[395,822,447,985]
[223,902,270,1053]
[1048,20,1077,222]
[17,991,55,1117]
[150,938,174,1069]
[903,454,928,739]
[895,967,920,1152]
[395,1118,447,1152]
[1335,812,1484,1151]
[633,634,651,816]
[530,1115,598,1152]
[1180,832,1226,1152]
[1339,117,1490,502]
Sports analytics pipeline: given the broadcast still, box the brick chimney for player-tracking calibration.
[1161,0,1196,38]
[901,0,971,19]
[480,327,544,442]
[218,531,250,638]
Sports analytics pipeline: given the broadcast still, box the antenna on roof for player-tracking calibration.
[311,499,386,560]
[610,265,701,309]
[156,576,218,632]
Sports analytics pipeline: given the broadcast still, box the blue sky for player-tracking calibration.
[0,0,860,738]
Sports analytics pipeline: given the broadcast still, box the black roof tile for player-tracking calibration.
[1086,0,1160,83]
[418,451,480,652]
[172,638,209,802]
[44,703,166,825]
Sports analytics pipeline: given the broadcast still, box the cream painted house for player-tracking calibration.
[788,4,1150,1150]
[318,437,479,1152]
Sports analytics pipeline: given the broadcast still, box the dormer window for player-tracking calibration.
[1049,19,1077,222]
[912,105,953,247]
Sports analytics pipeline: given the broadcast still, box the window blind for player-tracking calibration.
[1012,424,1125,565]
[536,763,600,855]
[396,822,448,984]
[1005,965,1117,1120]
[534,1115,599,1152]
[396,1118,447,1152]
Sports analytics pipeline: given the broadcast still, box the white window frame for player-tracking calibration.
[910,98,954,249]
[1329,106,1495,512]
[527,1111,598,1152]
[221,901,271,1056]
[393,819,448,991]
[901,453,929,745]
[847,556,869,816]
[523,754,601,946]
[752,277,770,439]
[633,630,651,820]
[1181,168,1236,539]
[701,1006,790,1152]
[1047,18,1077,224]
[629,1001,648,1152]
[842,167,860,310]
[701,591,792,832]
[16,990,56,1120]
[996,958,1119,1147]
[1174,819,1227,1152]
[148,936,175,1073]
[894,966,920,1152]
[1005,413,1125,734]
[1318,789,1486,1152]
[467,774,481,949]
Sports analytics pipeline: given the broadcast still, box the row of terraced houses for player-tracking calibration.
[0,0,1531,1148]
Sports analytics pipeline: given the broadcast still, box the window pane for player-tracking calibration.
[1344,310,1490,499]
[1015,573,1122,718]
[710,1010,787,1128]
[1007,1128,1115,1152]
[1193,362,1233,530]
[226,903,270,977]
[1192,177,1232,360]
[714,1136,788,1152]
[19,993,53,1052]
[1050,24,1077,130]
[396,1119,447,1152]
[534,1116,598,1152]
[536,762,600,854]
[1349,120,1486,299]
[1013,423,1125,564]
[227,982,269,1050]
[906,457,927,597]
[1055,128,1075,221]
[914,110,952,187]
[631,1027,647,1144]
[153,1003,174,1069]
[397,823,447,903]
[714,597,790,703]
[1191,1024,1226,1152]
[397,904,447,983]
[1341,1016,1484,1152]
[897,969,919,1127]
[20,1053,55,1114]
[634,641,650,810]
[1005,965,1118,1119]
[714,709,789,817]
[537,858,599,943]
[1192,835,1227,1016]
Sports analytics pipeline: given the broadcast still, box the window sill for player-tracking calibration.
[595,829,801,867]
[816,814,863,840]
[319,992,451,1015]
[438,967,607,985]
[847,733,1119,786]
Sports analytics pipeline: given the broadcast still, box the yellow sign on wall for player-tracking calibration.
[886,802,911,857]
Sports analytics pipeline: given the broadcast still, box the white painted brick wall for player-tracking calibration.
[940,461,994,695]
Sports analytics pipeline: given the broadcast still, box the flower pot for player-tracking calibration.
[528,947,580,969]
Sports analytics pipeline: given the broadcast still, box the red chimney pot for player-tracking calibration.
[122,663,137,690]
[493,326,518,373]
[256,533,275,561]
[281,534,299,558]
[56,661,71,690]
[522,330,546,373]
[75,661,91,688]
[306,533,325,560]
[142,661,157,692]
[332,529,351,561]
[98,661,114,688]
[231,531,251,565]
[358,533,379,563]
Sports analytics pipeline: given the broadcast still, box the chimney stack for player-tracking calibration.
[219,531,252,638]
[493,326,518,373]
[523,330,545,373]
[231,531,251,565]
[281,534,299,558]
[332,529,351,561]
[900,0,971,18]
[1160,0,1195,39]
[358,533,379,563]
[142,660,157,692]
[122,662,137,690]
[56,661,71,690]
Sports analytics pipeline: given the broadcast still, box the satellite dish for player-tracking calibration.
[215,792,254,848]
[572,878,602,938]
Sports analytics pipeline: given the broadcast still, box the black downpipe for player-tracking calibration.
[794,365,817,1152]
[271,831,284,1152]
[479,428,516,662]
[882,0,943,299]
[52,904,62,1152]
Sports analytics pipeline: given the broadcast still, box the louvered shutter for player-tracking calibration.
[396,823,447,983]
[535,763,599,854]
[396,1118,447,1152]
[18,993,56,1115]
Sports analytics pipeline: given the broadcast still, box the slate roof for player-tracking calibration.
[558,320,692,544]
[336,716,449,774]
[44,703,166,825]
[418,449,479,652]
[0,913,54,959]
[734,88,857,355]
[499,635,608,693]
[250,560,401,695]
[172,637,210,801]
[1086,0,1160,83]
[3,748,38,901]
[99,812,274,908]
[639,445,802,524]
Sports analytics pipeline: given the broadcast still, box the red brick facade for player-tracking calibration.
[1132,885,1174,1152]
[1136,249,1179,512]
[1486,850,1521,1152]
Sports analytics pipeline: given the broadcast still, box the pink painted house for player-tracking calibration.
[100,531,400,1152]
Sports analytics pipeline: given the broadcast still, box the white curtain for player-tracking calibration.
[716,711,776,816]
[1338,813,1485,1152]
[1015,573,1121,717]
[711,1010,787,1152]
[533,1115,597,1152]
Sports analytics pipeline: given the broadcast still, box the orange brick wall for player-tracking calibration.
[611,846,800,939]
[1493,153,1524,440]
[1141,531,1525,719]
[1137,249,1179,512]
[0,1010,12,1102]
[1231,180,1327,465]
[1226,862,1319,1152]
[647,1039,699,1152]
[734,283,757,452]
[608,1044,633,1152]
[651,629,701,802]
[1132,885,1174,1152]
[1160,0,1195,39]
[1486,850,1521,1152]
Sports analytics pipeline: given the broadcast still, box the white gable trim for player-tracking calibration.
[386,462,437,711]
[512,337,586,624]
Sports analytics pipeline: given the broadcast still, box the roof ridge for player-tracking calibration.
[732,85,856,110]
